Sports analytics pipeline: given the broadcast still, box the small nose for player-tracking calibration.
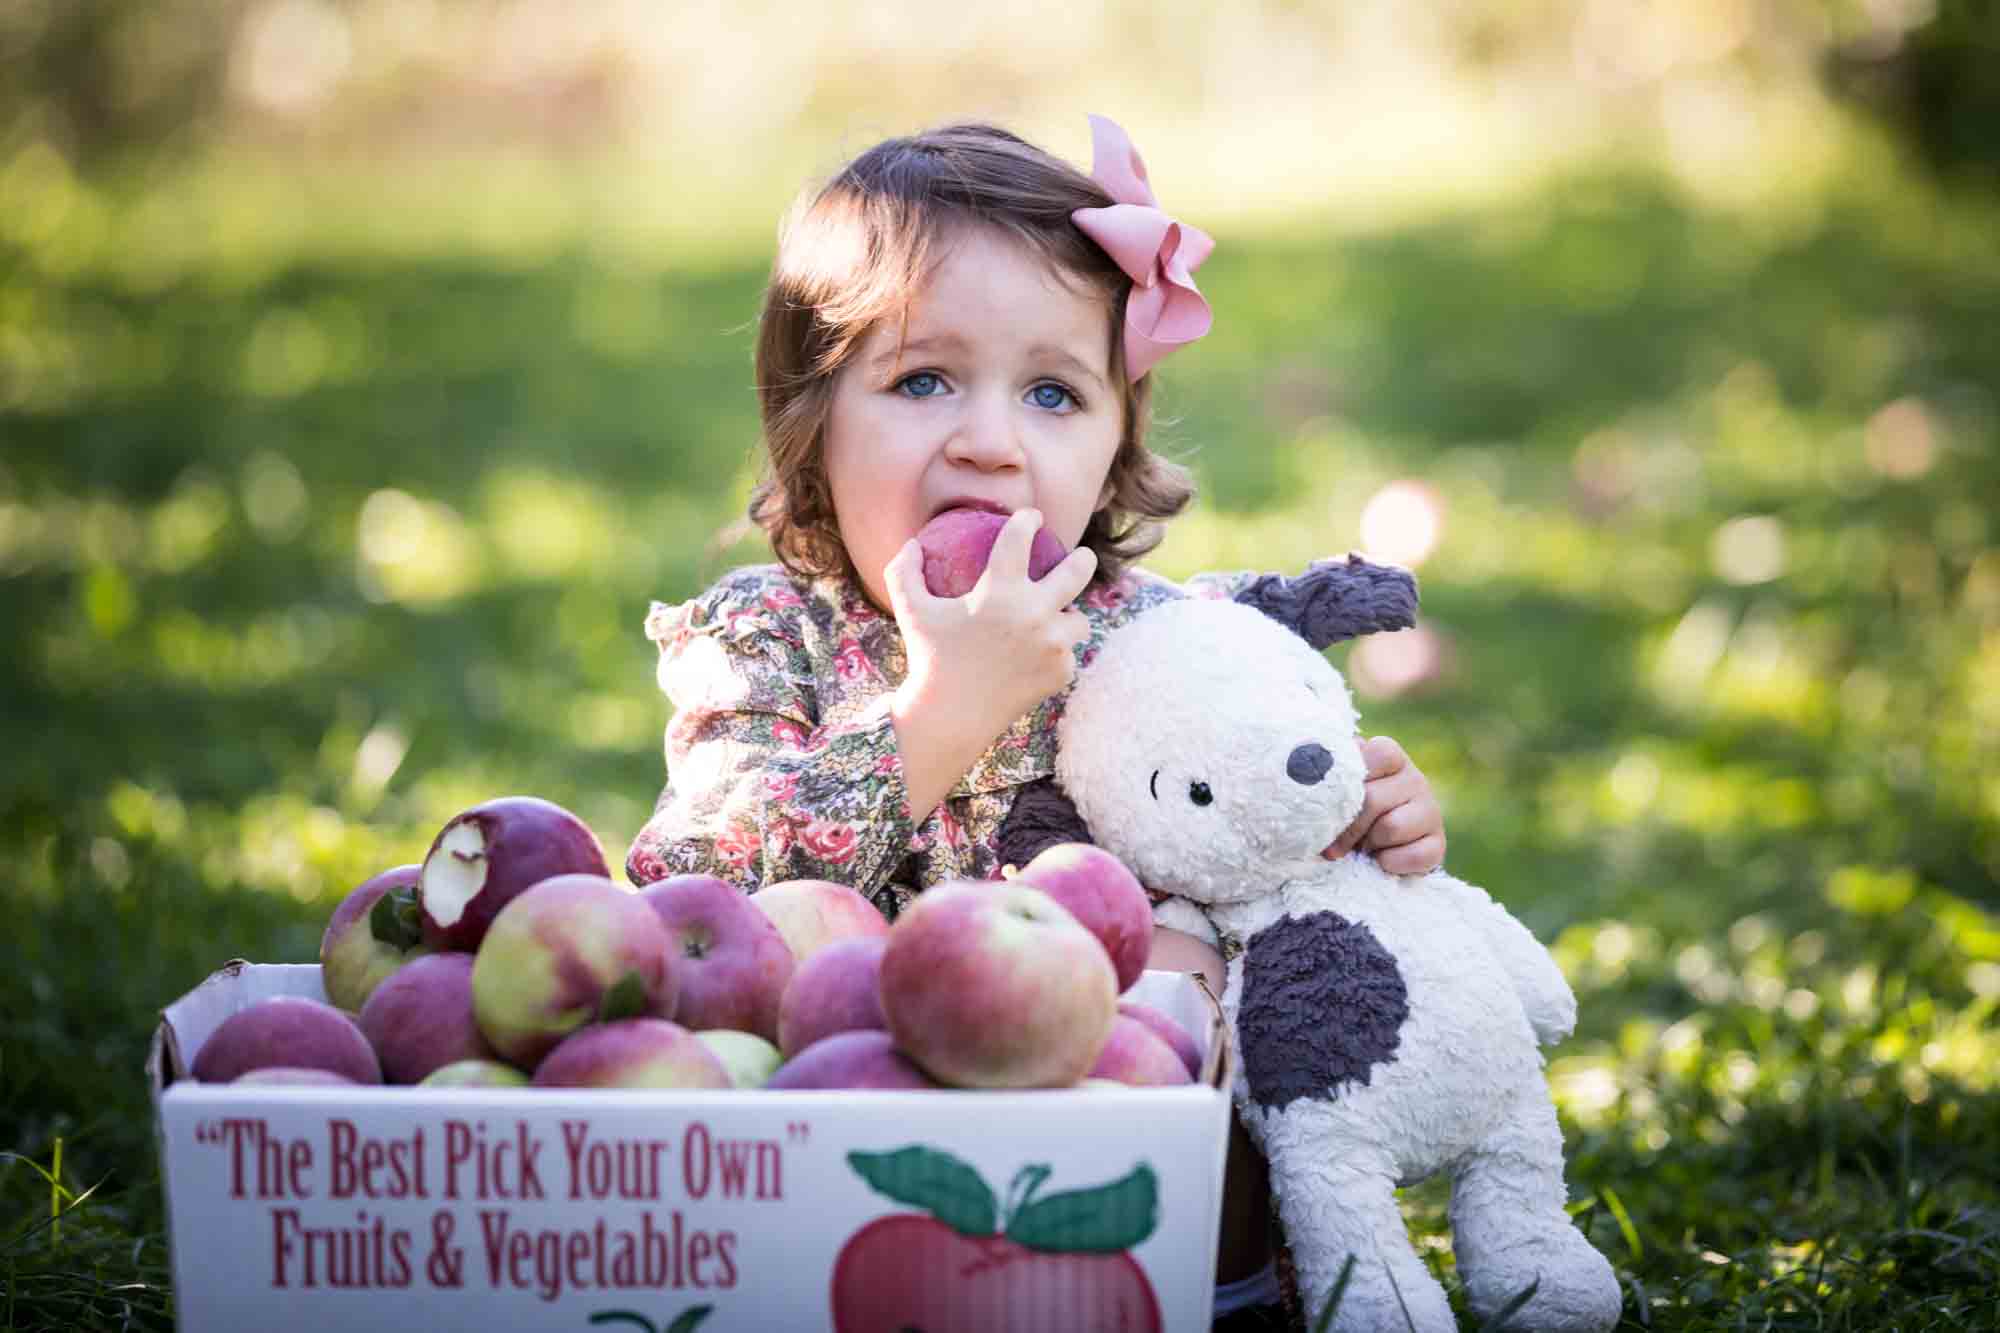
[1287,742,1333,786]
[946,394,1022,471]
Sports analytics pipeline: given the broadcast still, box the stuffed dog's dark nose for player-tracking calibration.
[1287,742,1334,785]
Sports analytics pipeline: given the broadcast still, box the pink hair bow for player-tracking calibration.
[1070,114,1214,380]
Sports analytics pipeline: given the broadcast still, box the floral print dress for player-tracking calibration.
[625,561,1250,922]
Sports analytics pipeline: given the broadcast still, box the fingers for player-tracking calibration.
[882,538,935,626]
[1361,734,1407,780]
[983,508,1041,582]
[1376,832,1445,876]
[1043,542,1099,608]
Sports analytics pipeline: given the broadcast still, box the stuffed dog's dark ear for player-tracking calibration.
[1232,553,1418,649]
[995,777,1095,870]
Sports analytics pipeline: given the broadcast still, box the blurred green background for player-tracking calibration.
[4,2,1997,1328]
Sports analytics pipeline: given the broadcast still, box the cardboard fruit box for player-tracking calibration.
[150,962,1235,1332]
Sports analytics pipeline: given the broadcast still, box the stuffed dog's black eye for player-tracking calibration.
[1189,781,1213,807]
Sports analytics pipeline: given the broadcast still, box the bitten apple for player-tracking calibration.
[640,874,795,1042]
[419,796,610,951]
[192,996,382,1085]
[319,864,427,1012]
[1087,1015,1193,1086]
[532,1019,731,1090]
[916,507,1069,598]
[878,880,1117,1088]
[471,874,677,1068]
[776,936,888,1058]
[752,879,888,965]
[357,951,497,1084]
[766,1031,941,1090]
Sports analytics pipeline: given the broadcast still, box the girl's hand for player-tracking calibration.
[885,509,1097,822]
[1326,735,1445,875]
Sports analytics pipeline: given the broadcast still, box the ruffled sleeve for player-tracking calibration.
[625,568,917,897]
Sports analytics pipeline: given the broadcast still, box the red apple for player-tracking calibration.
[1118,1000,1202,1080]
[357,951,497,1084]
[319,864,428,1012]
[1009,842,1152,992]
[879,879,1117,1089]
[776,936,888,1058]
[765,1030,940,1090]
[694,1030,784,1089]
[831,1149,1161,1332]
[751,879,888,965]
[418,796,609,951]
[532,1018,731,1090]
[192,996,382,1085]
[1087,1015,1193,1086]
[420,1059,530,1089]
[639,874,795,1042]
[232,1067,360,1087]
[916,508,1069,598]
[471,874,677,1068]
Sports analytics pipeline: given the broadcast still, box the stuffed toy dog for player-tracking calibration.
[999,558,1620,1332]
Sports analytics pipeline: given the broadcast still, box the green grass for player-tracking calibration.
[2,137,1997,1329]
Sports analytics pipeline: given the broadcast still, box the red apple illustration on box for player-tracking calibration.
[831,1146,1162,1333]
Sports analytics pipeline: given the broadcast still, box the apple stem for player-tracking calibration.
[1001,1163,1052,1231]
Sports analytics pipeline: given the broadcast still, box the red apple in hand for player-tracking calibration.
[419,796,609,951]
[319,864,427,1012]
[1009,843,1152,992]
[879,879,1117,1088]
[640,874,795,1042]
[917,508,1070,598]
[470,874,677,1068]
[752,879,888,965]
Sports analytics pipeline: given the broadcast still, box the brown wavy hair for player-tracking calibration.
[747,121,1195,589]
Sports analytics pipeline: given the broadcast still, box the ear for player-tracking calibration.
[1232,553,1419,650]
[995,777,1096,870]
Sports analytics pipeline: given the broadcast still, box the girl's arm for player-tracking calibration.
[625,574,918,898]
[883,513,1098,825]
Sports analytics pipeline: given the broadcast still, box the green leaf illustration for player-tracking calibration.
[1004,1163,1157,1253]
[587,1313,655,1331]
[846,1147,997,1237]
[665,1304,715,1333]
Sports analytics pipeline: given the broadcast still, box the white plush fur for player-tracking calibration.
[1057,600,1620,1332]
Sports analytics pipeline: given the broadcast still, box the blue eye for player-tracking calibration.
[1028,382,1076,411]
[898,372,945,398]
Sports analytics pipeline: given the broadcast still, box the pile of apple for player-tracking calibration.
[190,795,1202,1094]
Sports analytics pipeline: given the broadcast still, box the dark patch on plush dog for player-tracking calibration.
[1239,911,1408,1110]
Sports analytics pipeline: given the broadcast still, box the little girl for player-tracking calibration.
[626,115,1446,1328]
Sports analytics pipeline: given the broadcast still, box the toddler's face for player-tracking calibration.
[822,225,1121,613]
